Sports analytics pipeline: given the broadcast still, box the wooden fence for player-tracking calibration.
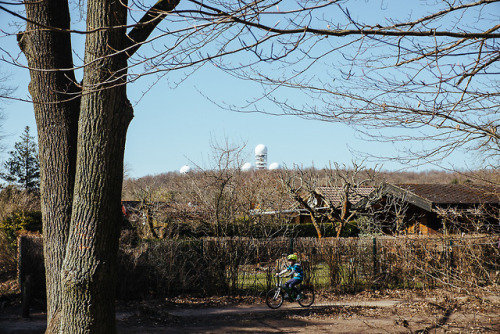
[116,235,500,298]
[19,234,500,300]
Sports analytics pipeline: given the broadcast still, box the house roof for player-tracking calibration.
[121,200,208,220]
[317,186,375,207]
[251,186,377,215]
[385,183,500,211]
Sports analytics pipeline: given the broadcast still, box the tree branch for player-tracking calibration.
[125,0,180,59]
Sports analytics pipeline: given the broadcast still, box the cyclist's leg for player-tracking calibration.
[289,278,302,296]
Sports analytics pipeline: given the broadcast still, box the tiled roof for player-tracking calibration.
[253,196,300,212]
[317,186,375,207]
[393,184,500,205]
[121,201,208,219]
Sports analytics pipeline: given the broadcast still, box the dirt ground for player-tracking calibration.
[1,289,499,333]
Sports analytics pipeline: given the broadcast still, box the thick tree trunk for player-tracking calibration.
[17,0,175,331]
[17,0,79,331]
[58,0,132,332]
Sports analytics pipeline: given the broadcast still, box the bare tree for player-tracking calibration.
[0,72,12,151]
[187,139,247,236]
[1,1,350,332]
[1,0,497,331]
[218,0,500,168]
[358,189,419,235]
[280,161,384,238]
[125,177,169,239]
[279,166,325,238]
[323,162,383,237]
[434,203,500,235]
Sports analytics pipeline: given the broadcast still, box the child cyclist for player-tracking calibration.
[276,254,304,300]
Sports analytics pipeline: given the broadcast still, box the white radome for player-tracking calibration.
[254,144,268,155]
[241,162,253,171]
[268,162,281,170]
[179,165,191,174]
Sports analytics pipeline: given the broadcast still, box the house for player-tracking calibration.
[251,186,376,225]
[265,183,500,236]
[374,183,500,235]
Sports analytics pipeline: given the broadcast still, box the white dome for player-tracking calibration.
[179,165,191,174]
[268,162,281,170]
[241,162,253,171]
[254,144,268,155]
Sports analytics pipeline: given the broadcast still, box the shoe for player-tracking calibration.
[296,294,303,300]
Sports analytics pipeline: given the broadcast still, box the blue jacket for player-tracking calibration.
[287,263,304,280]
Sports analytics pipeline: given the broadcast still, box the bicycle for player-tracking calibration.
[265,274,315,309]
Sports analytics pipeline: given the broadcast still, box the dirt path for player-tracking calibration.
[167,299,402,318]
[1,294,499,333]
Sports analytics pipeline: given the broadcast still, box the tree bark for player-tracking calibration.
[17,0,79,331]
[58,0,132,332]
[17,0,179,331]
[19,0,131,331]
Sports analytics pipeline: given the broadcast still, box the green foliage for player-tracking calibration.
[291,222,360,238]
[341,221,361,237]
[0,230,16,277]
[292,223,334,238]
[0,126,40,191]
[0,210,42,247]
[157,220,360,239]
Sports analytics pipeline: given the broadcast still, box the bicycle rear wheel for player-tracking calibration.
[266,288,284,309]
[297,286,314,307]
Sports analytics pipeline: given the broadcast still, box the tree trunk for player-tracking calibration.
[19,0,132,332]
[309,213,322,239]
[17,0,79,331]
[293,195,322,239]
[16,0,180,331]
[336,195,352,238]
[58,0,132,332]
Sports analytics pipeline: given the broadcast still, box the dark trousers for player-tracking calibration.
[285,278,302,295]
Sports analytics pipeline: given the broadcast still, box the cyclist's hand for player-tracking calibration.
[275,273,279,277]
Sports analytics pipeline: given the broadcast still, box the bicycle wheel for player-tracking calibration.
[297,286,314,307]
[266,288,284,309]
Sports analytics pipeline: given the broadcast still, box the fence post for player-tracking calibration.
[21,275,32,318]
[449,240,454,282]
[18,235,31,318]
[372,237,378,280]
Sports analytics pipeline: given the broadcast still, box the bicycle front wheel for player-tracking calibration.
[298,286,314,307]
[266,288,284,309]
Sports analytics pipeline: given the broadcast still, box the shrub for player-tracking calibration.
[0,210,42,247]
[291,222,359,238]
[0,230,16,279]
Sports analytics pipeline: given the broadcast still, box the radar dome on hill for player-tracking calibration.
[179,165,191,174]
[268,162,281,170]
[241,162,253,171]
[255,144,268,170]
[254,144,268,155]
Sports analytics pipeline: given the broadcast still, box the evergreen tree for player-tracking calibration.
[1,126,40,191]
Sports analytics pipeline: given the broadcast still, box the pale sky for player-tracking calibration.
[1,1,493,178]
